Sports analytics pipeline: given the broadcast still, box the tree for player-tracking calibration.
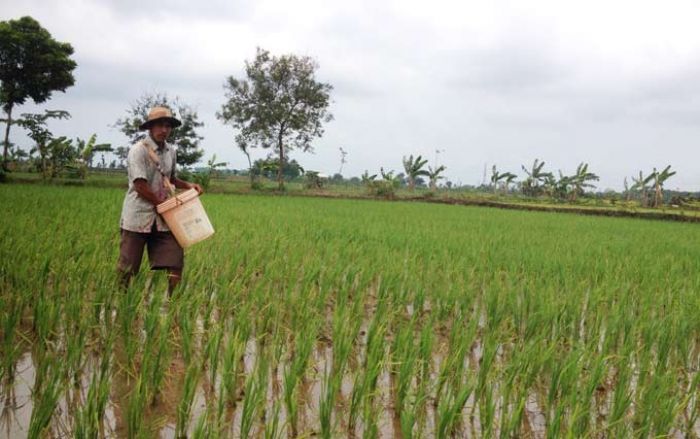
[304,170,324,189]
[188,154,227,190]
[252,156,304,181]
[568,162,599,202]
[1,16,77,168]
[545,171,571,200]
[114,92,204,167]
[71,134,112,179]
[361,170,377,184]
[630,171,655,207]
[427,165,446,191]
[489,165,517,194]
[15,110,70,179]
[218,48,333,190]
[501,173,517,194]
[115,146,129,168]
[651,165,676,207]
[521,159,552,197]
[402,154,429,191]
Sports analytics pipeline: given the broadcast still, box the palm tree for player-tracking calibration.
[402,155,430,191]
[427,165,446,191]
[652,165,676,207]
[569,162,599,202]
[521,159,552,196]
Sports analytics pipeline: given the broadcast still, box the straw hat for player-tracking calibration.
[139,106,182,130]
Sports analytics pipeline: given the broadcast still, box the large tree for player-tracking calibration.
[218,48,333,190]
[114,92,204,167]
[0,16,77,167]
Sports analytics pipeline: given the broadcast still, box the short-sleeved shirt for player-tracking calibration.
[120,136,177,233]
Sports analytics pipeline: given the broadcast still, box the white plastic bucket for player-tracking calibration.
[156,188,214,248]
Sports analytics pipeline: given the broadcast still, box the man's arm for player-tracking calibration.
[133,179,165,205]
[171,176,203,194]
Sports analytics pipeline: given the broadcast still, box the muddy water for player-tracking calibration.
[2,333,699,438]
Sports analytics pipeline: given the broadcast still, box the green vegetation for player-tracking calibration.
[218,47,333,190]
[113,92,205,167]
[0,16,77,167]
[1,184,699,437]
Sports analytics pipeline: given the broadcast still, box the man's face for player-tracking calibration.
[149,120,172,143]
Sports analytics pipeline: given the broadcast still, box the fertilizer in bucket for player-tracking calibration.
[157,188,214,248]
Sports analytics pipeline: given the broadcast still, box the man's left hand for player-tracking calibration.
[191,183,203,195]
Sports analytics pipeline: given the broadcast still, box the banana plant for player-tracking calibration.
[543,171,571,200]
[569,162,599,202]
[630,171,655,207]
[651,165,676,207]
[191,154,228,190]
[380,167,401,188]
[361,170,377,184]
[490,165,517,194]
[72,134,112,179]
[520,159,552,196]
[428,165,446,191]
[402,154,430,191]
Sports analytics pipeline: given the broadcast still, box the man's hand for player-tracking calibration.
[171,177,203,195]
[190,183,203,195]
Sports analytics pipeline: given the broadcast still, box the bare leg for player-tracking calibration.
[118,269,133,292]
[167,269,182,297]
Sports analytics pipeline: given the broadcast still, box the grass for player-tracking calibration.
[1,183,699,437]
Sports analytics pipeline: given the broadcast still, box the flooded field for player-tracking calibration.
[1,185,699,437]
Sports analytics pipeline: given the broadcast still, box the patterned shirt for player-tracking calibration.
[120,135,177,233]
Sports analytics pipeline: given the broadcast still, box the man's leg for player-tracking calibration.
[167,269,182,297]
[117,229,146,290]
[148,230,184,298]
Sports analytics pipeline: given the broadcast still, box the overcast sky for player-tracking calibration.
[5,0,700,190]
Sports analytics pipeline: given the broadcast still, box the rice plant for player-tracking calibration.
[0,184,699,437]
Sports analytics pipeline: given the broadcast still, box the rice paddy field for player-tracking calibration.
[1,184,699,438]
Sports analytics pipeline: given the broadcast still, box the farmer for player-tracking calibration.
[117,106,202,296]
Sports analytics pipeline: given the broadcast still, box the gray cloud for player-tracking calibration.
[4,0,700,190]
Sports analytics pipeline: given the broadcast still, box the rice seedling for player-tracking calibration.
[27,353,65,438]
[1,184,699,437]
[348,293,388,436]
[239,340,270,439]
[0,294,22,383]
[175,354,203,439]
[283,316,318,437]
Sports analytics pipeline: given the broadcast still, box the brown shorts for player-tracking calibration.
[117,227,184,274]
